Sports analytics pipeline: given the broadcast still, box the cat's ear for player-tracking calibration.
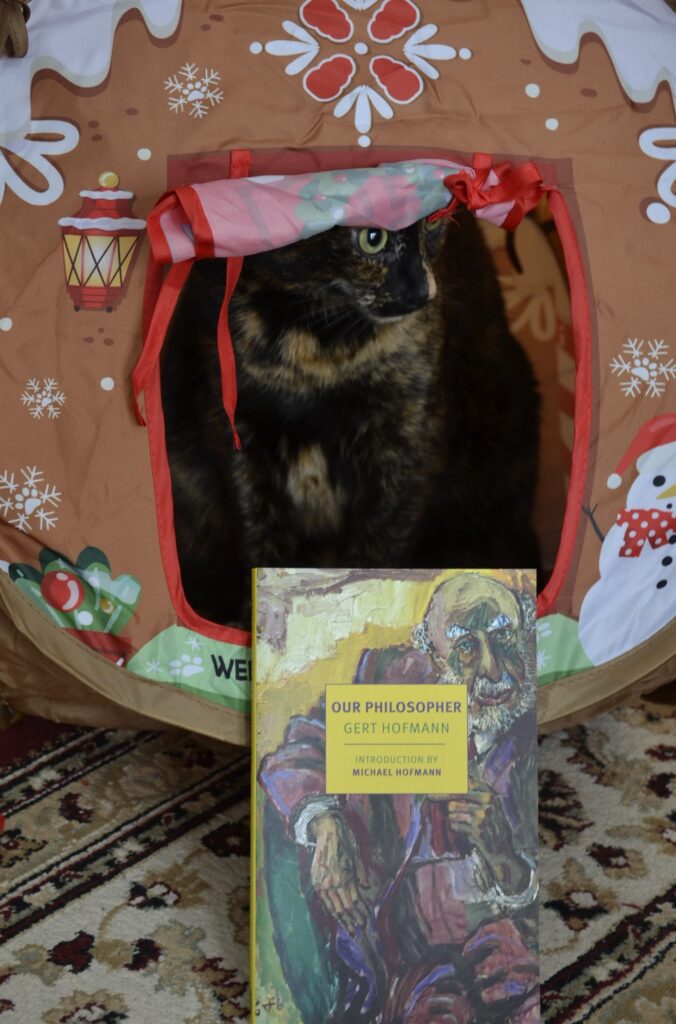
[422,215,448,263]
[424,214,446,235]
[422,215,446,244]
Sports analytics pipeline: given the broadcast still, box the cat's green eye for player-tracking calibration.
[358,228,389,255]
[425,215,443,232]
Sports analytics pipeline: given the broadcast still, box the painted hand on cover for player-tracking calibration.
[445,783,508,849]
[441,783,529,891]
[462,919,539,1012]
[309,811,371,934]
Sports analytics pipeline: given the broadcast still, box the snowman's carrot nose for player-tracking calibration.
[656,483,676,499]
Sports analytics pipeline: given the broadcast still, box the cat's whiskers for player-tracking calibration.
[315,303,364,336]
[234,289,358,334]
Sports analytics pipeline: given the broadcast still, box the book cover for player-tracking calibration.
[252,568,540,1024]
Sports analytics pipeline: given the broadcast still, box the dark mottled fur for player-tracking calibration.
[161,212,539,626]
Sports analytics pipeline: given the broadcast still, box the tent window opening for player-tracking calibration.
[135,150,586,637]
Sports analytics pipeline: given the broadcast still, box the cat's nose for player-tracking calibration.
[407,272,434,309]
[406,266,436,308]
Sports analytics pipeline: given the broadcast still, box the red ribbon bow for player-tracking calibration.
[432,153,548,231]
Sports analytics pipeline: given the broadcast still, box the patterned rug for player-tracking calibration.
[0,688,673,1024]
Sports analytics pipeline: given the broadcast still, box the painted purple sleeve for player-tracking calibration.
[258,708,327,830]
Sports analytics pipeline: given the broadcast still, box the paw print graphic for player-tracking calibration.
[0,465,61,532]
[169,654,204,679]
[14,482,41,517]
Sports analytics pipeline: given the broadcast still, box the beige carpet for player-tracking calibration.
[0,688,673,1023]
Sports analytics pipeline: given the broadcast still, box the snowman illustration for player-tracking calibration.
[579,414,676,666]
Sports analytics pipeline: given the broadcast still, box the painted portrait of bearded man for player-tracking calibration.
[259,573,540,1024]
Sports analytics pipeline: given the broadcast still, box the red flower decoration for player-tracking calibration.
[255,0,461,145]
[300,0,354,42]
[370,55,422,103]
[368,0,420,43]
[304,54,356,101]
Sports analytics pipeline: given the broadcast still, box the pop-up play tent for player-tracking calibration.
[0,0,675,744]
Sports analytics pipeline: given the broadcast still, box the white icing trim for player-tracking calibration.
[79,189,135,200]
[58,217,146,230]
[0,0,182,144]
[519,0,676,105]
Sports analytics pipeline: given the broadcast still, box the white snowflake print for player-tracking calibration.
[536,620,552,641]
[20,378,66,419]
[536,619,552,674]
[609,338,676,398]
[536,647,550,673]
[0,465,61,532]
[184,634,203,651]
[164,63,223,119]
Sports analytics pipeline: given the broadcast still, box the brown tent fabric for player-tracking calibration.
[0,0,675,741]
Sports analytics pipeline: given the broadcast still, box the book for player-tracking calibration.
[252,568,540,1024]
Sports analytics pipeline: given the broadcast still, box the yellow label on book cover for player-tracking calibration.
[326,684,468,794]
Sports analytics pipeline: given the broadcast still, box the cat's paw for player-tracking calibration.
[169,654,204,679]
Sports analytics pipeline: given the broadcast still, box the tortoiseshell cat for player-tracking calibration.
[161,210,540,626]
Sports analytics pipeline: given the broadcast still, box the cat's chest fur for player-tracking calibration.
[230,289,444,536]
[285,443,343,535]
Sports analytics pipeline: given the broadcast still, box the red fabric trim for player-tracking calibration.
[168,146,443,186]
[229,149,252,178]
[145,192,178,266]
[432,153,547,231]
[217,256,244,450]
[175,185,215,260]
[137,147,254,640]
[144,352,251,646]
[141,254,163,342]
[133,261,193,425]
[537,187,592,617]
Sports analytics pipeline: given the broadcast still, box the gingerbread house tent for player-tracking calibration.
[0,0,675,743]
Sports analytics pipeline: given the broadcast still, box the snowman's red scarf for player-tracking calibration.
[616,508,676,556]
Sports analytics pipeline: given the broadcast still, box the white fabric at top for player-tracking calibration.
[0,0,182,144]
[519,0,676,104]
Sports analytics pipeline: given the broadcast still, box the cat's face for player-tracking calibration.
[242,217,448,325]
